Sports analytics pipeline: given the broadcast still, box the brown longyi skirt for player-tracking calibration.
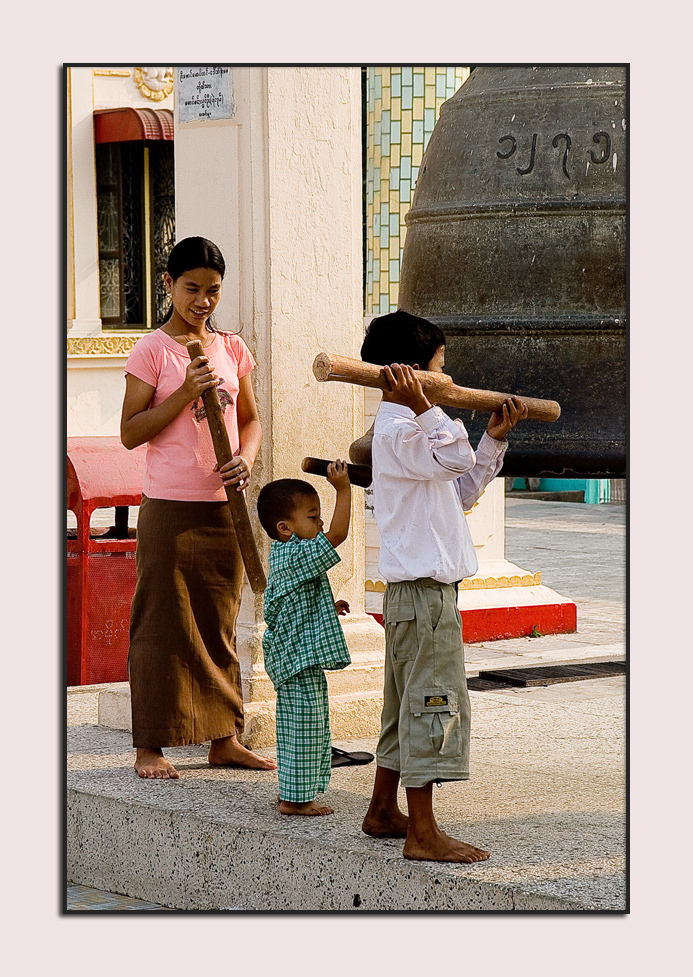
[128,495,245,748]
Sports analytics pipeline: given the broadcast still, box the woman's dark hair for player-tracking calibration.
[162,236,226,330]
[360,309,445,369]
[257,479,319,541]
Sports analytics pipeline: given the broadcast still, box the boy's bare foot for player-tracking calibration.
[279,799,334,816]
[361,808,409,838]
[362,765,409,836]
[208,735,277,770]
[403,827,490,864]
[134,748,180,780]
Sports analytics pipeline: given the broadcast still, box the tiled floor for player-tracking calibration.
[66,883,175,911]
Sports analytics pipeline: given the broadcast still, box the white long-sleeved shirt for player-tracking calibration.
[372,402,507,584]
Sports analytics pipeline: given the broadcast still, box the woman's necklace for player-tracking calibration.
[162,323,214,348]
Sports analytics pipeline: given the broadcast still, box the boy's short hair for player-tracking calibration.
[257,479,319,541]
[360,309,445,370]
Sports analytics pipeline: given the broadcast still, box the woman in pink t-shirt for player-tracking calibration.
[121,237,277,780]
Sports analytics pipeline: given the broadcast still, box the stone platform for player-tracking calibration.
[67,498,626,911]
[68,672,625,911]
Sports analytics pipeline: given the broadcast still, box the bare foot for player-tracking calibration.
[362,808,409,838]
[279,799,334,816]
[403,827,490,863]
[208,735,277,770]
[134,748,180,780]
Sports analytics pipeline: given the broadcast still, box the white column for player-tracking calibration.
[173,67,385,742]
[67,67,102,337]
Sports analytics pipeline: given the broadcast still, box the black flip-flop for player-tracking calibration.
[331,747,374,768]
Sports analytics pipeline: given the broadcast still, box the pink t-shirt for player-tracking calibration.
[124,328,256,501]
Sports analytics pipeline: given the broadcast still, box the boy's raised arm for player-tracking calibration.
[381,364,476,480]
[324,460,352,548]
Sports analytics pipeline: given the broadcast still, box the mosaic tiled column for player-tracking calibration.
[365,66,470,315]
[364,66,471,608]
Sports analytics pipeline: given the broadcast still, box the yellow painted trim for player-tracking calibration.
[67,335,141,356]
[66,68,75,321]
[365,571,541,594]
[94,69,131,77]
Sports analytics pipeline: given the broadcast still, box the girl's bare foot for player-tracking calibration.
[134,748,180,780]
[279,799,334,816]
[403,827,490,863]
[208,735,277,770]
[361,808,409,838]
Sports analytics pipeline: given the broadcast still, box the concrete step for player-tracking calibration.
[506,490,586,503]
[96,684,385,747]
[94,637,624,747]
[67,681,626,912]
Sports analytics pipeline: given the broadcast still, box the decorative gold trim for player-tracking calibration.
[365,571,541,594]
[67,336,141,356]
[460,572,541,590]
[365,580,387,594]
[94,69,131,77]
[134,67,174,101]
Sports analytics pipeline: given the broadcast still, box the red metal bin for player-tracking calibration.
[66,437,146,686]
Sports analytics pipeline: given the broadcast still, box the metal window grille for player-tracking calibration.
[95,141,175,329]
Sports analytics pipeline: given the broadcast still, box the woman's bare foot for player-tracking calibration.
[403,827,490,864]
[208,735,277,770]
[134,748,180,780]
[362,808,409,838]
[279,799,334,816]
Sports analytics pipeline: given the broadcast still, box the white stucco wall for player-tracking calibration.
[67,67,176,437]
[174,66,366,608]
[67,358,128,436]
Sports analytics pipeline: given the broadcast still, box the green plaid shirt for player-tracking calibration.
[263,533,351,689]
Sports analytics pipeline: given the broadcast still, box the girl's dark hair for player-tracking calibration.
[360,309,445,369]
[257,479,319,541]
[162,236,226,331]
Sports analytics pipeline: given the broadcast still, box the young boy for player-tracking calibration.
[257,463,352,816]
[360,309,528,863]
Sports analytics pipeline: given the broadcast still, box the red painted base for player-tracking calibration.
[368,601,577,644]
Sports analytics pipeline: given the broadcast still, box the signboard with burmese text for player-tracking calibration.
[176,67,234,122]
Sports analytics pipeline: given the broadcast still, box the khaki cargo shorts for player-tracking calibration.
[376,578,471,788]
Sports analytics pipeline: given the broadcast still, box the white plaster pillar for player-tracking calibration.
[174,67,384,742]
[67,67,102,337]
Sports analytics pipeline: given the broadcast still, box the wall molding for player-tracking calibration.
[67,335,141,356]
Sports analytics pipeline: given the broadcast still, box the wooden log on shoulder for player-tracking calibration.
[187,340,267,593]
[313,352,561,422]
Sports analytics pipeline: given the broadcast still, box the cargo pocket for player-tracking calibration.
[408,689,462,758]
[384,598,416,662]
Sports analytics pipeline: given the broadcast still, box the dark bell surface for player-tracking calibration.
[398,66,626,477]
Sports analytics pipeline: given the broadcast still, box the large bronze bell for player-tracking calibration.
[398,66,626,477]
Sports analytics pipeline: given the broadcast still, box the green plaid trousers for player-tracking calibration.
[275,665,332,803]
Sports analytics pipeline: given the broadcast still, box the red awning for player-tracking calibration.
[94,107,174,143]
